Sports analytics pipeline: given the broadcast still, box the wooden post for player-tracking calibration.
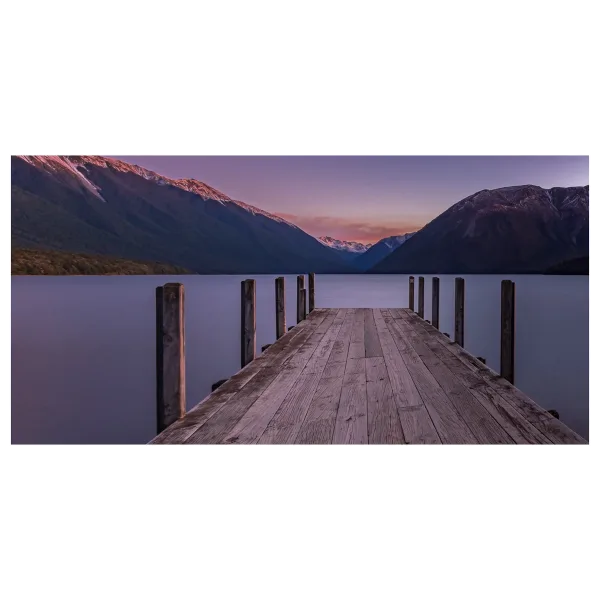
[454,277,465,347]
[275,276,286,339]
[408,276,414,311]
[296,275,305,323]
[308,272,316,313]
[300,288,307,321]
[156,283,186,434]
[241,279,256,368]
[432,277,440,329]
[500,279,515,384]
[417,277,425,318]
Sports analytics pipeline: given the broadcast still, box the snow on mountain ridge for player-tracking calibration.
[318,236,372,253]
[381,233,417,249]
[16,155,299,229]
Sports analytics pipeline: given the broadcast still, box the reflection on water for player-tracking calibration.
[11,274,589,443]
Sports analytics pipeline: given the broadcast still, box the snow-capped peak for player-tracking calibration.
[16,155,299,229]
[318,236,372,254]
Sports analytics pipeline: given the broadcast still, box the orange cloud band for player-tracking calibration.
[275,213,421,244]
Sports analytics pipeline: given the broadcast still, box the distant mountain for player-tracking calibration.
[353,233,416,271]
[318,236,372,261]
[545,256,588,275]
[370,185,589,274]
[12,246,193,276]
[11,156,356,274]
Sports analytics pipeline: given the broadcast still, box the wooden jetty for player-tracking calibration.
[151,276,586,444]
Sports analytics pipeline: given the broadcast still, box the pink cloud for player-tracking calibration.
[275,213,422,244]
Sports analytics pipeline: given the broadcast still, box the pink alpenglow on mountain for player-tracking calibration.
[318,236,372,254]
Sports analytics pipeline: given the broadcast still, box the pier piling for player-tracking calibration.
[500,280,515,384]
[308,272,316,313]
[418,277,425,318]
[275,277,286,339]
[454,277,465,347]
[408,276,414,311]
[156,282,186,434]
[241,279,256,368]
[432,277,440,329]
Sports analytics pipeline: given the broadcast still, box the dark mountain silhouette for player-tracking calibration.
[11,156,356,274]
[353,233,416,271]
[545,256,588,275]
[370,185,589,274]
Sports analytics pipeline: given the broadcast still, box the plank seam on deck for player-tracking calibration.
[382,308,478,444]
[400,310,553,444]
[395,310,517,444]
[293,308,354,444]
[408,312,585,444]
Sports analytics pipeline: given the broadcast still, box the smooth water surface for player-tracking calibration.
[11,274,589,442]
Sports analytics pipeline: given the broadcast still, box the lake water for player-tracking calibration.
[11,274,589,443]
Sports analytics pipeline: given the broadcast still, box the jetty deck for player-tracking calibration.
[151,307,585,444]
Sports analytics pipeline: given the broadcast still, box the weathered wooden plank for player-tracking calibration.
[257,309,328,368]
[454,277,465,347]
[295,312,353,443]
[296,275,305,324]
[500,279,515,383]
[285,311,338,369]
[223,311,342,444]
[364,308,383,358]
[365,356,405,444]
[241,279,256,368]
[384,309,477,444]
[394,312,514,444]
[333,359,368,444]
[396,406,442,444]
[275,276,286,340]
[348,307,366,359]
[308,272,316,313]
[408,276,414,311]
[151,392,238,444]
[156,283,186,434]
[155,286,164,431]
[432,277,440,329]
[418,276,425,318]
[185,368,280,443]
[372,309,424,408]
[372,309,441,443]
[401,312,550,444]
[320,309,354,378]
[258,310,346,443]
[407,313,585,444]
[295,376,344,444]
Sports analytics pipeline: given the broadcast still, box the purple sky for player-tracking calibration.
[110,156,589,243]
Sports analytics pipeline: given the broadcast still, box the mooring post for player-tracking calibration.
[241,278,256,368]
[296,275,305,323]
[308,272,316,313]
[418,277,425,318]
[275,276,286,339]
[408,276,414,311]
[500,279,515,384]
[454,277,465,347]
[432,277,440,329]
[156,282,186,434]
[300,288,307,321]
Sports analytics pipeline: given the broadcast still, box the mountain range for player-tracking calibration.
[318,236,372,261]
[11,156,589,275]
[371,184,589,274]
[353,233,416,271]
[11,156,355,274]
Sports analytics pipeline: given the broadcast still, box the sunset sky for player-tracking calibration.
[111,156,589,243]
